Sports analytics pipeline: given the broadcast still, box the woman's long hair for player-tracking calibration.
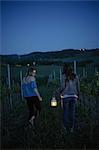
[63,64,76,82]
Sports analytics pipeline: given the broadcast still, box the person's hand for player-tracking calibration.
[39,97,42,101]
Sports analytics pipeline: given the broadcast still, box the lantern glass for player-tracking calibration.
[51,97,57,107]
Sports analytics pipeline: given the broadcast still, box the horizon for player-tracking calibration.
[1,48,99,56]
[1,1,99,55]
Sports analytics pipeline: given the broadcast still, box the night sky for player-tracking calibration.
[1,0,99,55]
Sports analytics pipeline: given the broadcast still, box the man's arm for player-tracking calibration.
[34,88,42,101]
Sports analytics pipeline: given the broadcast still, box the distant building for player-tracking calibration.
[79,48,85,52]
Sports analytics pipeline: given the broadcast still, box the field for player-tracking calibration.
[1,63,99,149]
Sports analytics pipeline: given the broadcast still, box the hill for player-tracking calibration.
[0,49,99,65]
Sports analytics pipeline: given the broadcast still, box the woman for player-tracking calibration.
[60,64,80,133]
[22,67,42,126]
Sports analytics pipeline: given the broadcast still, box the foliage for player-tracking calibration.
[79,60,93,67]
[1,49,99,65]
[1,85,11,101]
[1,83,98,149]
[80,75,99,96]
[1,83,20,101]
[12,83,20,93]
[37,76,48,85]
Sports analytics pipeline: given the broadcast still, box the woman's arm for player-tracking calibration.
[61,98,63,109]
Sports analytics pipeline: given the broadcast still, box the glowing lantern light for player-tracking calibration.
[51,97,57,107]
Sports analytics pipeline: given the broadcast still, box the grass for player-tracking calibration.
[1,83,99,149]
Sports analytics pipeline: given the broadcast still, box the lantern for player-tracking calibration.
[51,97,57,107]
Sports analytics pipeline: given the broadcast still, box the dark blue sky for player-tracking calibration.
[1,1,99,55]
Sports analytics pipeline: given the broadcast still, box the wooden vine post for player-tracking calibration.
[74,60,77,74]
[19,67,24,101]
[7,64,12,109]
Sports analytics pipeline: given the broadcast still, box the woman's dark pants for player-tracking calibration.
[63,97,76,129]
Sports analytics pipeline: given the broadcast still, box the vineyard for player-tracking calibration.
[1,63,99,149]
